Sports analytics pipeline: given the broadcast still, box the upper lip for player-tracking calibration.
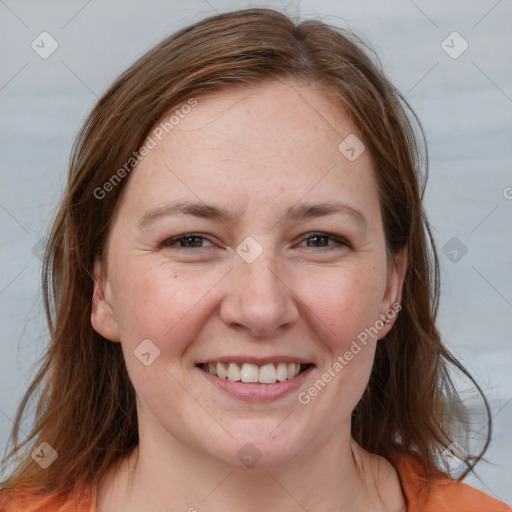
[198,356,315,366]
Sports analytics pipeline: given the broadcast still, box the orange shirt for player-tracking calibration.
[0,490,96,512]
[1,453,511,511]
[387,451,512,512]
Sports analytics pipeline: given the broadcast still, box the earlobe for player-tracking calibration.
[388,247,408,307]
[378,247,408,339]
[91,258,121,342]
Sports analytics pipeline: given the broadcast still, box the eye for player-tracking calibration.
[297,232,351,249]
[161,233,215,249]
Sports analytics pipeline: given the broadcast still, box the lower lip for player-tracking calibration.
[197,365,314,402]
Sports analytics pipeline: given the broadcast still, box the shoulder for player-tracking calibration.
[0,488,97,512]
[0,490,49,512]
[386,449,512,512]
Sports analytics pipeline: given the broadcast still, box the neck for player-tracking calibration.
[97,428,397,512]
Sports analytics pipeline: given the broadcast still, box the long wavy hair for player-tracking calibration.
[1,7,491,510]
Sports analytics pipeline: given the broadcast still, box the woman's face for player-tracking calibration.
[92,80,406,469]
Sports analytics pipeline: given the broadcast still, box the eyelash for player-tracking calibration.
[160,232,351,251]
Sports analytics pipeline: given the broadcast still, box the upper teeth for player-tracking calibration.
[205,362,303,384]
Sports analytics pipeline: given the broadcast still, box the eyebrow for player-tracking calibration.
[138,199,367,229]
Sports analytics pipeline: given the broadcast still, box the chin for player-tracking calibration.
[201,425,307,470]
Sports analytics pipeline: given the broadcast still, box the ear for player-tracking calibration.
[377,247,408,340]
[91,257,121,342]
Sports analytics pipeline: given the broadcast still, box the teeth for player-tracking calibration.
[204,362,305,384]
[241,363,259,383]
[217,362,227,379]
[227,363,241,381]
[259,364,277,383]
[276,362,288,382]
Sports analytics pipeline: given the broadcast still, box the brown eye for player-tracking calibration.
[161,234,214,249]
[299,233,351,249]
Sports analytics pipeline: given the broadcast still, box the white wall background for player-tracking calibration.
[1,0,511,505]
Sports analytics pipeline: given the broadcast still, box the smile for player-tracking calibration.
[198,362,312,384]
[196,361,315,402]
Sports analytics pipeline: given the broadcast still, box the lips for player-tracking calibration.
[196,362,315,402]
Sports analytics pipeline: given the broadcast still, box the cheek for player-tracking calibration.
[300,264,384,347]
[295,267,383,423]
[110,260,221,350]
[111,264,211,400]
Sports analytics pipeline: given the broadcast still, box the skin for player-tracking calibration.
[92,79,408,512]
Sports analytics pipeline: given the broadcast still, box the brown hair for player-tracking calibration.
[1,7,491,509]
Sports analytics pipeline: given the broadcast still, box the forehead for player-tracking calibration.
[156,79,355,157]
[117,79,380,227]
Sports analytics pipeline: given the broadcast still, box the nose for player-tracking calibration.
[219,246,299,337]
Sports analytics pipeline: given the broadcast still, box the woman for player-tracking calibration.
[1,8,510,512]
